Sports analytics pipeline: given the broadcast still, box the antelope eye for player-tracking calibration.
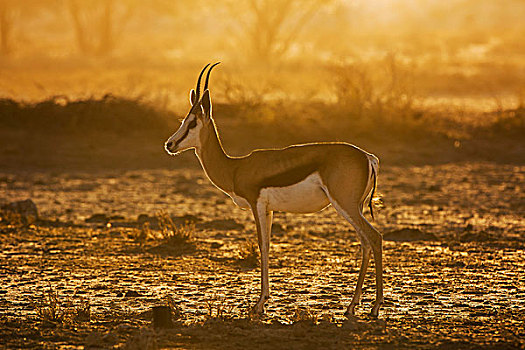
[187,118,197,129]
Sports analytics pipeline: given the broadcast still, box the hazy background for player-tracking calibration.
[1,0,524,106]
[0,0,524,169]
[1,3,525,348]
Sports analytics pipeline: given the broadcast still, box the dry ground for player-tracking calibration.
[1,162,524,349]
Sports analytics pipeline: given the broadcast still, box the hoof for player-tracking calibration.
[344,305,356,318]
[250,296,268,317]
[370,300,383,318]
[249,304,264,316]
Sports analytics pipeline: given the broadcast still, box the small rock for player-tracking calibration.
[137,214,159,229]
[137,214,152,224]
[427,184,442,192]
[2,199,38,223]
[152,306,174,329]
[85,213,108,223]
[446,260,466,268]
[210,242,223,249]
[459,231,491,242]
[124,290,141,298]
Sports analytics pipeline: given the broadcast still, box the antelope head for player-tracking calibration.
[164,62,220,155]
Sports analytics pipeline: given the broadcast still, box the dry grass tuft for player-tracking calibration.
[292,306,318,324]
[131,222,153,245]
[74,297,91,323]
[166,294,181,320]
[36,288,91,327]
[204,294,239,322]
[156,210,194,246]
[37,289,65,326]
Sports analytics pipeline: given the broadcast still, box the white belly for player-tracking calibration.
[259,172,330,213]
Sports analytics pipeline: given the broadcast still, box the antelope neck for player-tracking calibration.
[195,119,235,193]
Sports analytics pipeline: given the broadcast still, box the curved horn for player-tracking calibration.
[195,63,210,102]
[204,62,221,92]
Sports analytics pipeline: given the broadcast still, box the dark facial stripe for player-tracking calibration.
[174,117,197,147]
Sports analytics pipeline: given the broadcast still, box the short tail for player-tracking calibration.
[367,157,379,220]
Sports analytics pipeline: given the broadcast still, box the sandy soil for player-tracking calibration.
[1,162,524,349]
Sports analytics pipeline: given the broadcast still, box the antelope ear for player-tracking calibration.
[201,89,212,119]
[189,89,197,106]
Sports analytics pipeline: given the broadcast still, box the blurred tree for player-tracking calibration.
[225,0,335,63]
[0,0,14,55]
[0,0,58,56]
[68,0,136,56]
[67,0,196,56]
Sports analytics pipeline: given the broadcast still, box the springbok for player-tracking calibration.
[164,63,383,317]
